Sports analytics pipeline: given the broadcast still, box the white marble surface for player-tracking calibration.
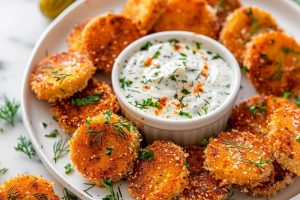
[0,0,65,197]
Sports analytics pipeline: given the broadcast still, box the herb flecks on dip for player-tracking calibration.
[119,39,233,120]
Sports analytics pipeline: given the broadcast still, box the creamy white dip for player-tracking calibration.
[119,39,233,120]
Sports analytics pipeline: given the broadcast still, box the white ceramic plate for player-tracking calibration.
[21,0,300,199]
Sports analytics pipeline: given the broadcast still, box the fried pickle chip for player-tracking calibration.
[0,175,59,200]
[220,6,279,64]
[240,161,296,197]
[206,0,241,26]
[67,19,90,53]
[178,146,229,200]
[70,111,140,185]
[204,130,274,187]
[153,0,220,39]
[267,106,300,175]
[51,79,120,135]
[30,52,96,102]
[82,13,142,73]
[122,0,168,34]
[128,140,189,200]
[229,95,296,136]
[245,31,300,96]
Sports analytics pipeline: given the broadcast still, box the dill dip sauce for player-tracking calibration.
[119,39,233,120]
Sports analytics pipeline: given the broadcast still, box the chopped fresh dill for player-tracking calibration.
[0,96,20,127]
[45,129,59,138]
[135,98,161,109]
[139,149,154,161]
[0,167,8,176]
[15,135,36,158]
[179,110,192,118]
[247,102,267,116]
[105,147,114,156]
[152,51,161,59]
[64,163,74,174]
[140,41,152,51]
[53,138,69,163]
[71,93,103,106]
[119,77,133,90]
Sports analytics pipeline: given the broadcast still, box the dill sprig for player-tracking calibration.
[62,188,78,200]
[242,157,271,170]
[0,97,20,127]
[221,139,253,149]
[247,101,267,116]
[50,71,71,84]
[7,186,21,199]
[102,178,116,200]
[33,193,48,200]
[15,135,36,158]
[53,139,69,163]
[0,167,8,175]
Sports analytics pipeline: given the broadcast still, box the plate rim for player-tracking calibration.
[21,0,300,199]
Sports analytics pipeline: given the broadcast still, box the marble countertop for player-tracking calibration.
[1,0,300,200]
[0,0,65,197]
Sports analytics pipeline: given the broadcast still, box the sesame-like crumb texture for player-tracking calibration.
[153,0,220,39]
[122,0,168,34]
[204,130,274,187]
[178,146,229,200]
[229,95,296,136]
[82,13,142,73]
[245,31,300,96]
[240,161,296,197]
[206,0,241,26]
[30,51,96,102]
[0,175,59,200]
[267,106,300,176]
[67,19,90,53]
[51,79,120,135]
[128,140,189,200]
[220,6,279,64]
[69,112,140,185]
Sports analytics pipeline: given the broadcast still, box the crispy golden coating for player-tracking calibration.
[245,31,300,96]
[0,175,59,200]
[229,95,296,136]
[51,79,120,135]
[206,0,241,26]
[122,0,168,34]
[178,146,229,200]
[153,0,220,39]
[204,130,274,187]
[82,13,142,73]
[30,52,96,102]
[128,140,189,200]
[67,19,90,53]
[70,111,140,185]
[240,161,296,197]
[220,6,279,64]
[267,106,300,176]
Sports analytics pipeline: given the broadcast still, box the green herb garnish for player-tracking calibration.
[105,147,114,156]
[64,163,74,174]
[243,157,271,170]
[119,78,133,90]
[71,93,103,106]
[15,135,36,158]
[62,188,78,200]
[169,39,179,45]
[140,41,152,51]
[240,66,249,73]
[0,97,20,127]
[179,110,192,118]
[184,162,190,168]
[0,168,8,175]
[247,102,267,116]
[282,91,291,99]
[295,97,300,107]
[181,88,190,95]
[296,137,300,143]
[42,122,48,129]
[45,129,59,138]
[135,98,161,109]
[169,74,177,82]
[53,139,69,163]
[152,51,161,59]
[212,53,222,60]
[139,149,154,161]
[50,71,71,84]
[102,178,116,200]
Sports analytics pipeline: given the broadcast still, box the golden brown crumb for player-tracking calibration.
[206,0,241,26]
[239,161,296,197]
[204,130,274,187]
[267,106,300,175]
[0,175,59,200]
[245,31,300,96]
[220,6,279,64]
[229,95,296,137]
[128,140,189,200]
[178,146,229,200]
[82,13,142,73]
[122,0,168,34]
[30,51,96,102]
[67,19,91,53]
[153,0,220,39]
[51,79,120,135]
[70,111,140,185]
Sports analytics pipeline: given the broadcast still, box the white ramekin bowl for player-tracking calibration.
[112,31,240,145]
